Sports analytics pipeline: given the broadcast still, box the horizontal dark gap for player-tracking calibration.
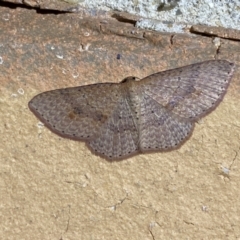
[0,1,70,14]
[190,28,240,42]
[111,13,137,25]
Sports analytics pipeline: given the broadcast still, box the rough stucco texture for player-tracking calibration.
[1,6,240,240]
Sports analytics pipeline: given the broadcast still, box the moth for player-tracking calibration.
[29,60,235,160]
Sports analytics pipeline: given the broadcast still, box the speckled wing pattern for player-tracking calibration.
[140,60,234,120]
[29,60,235,160]
[89,96,139,159]
[29,84,122,140]
[138,94,194,152]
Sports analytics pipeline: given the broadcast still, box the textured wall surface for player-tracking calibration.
[0,3,240,240]
[3,0,240,33]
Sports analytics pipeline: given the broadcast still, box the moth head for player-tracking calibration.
[121,76,140,83]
